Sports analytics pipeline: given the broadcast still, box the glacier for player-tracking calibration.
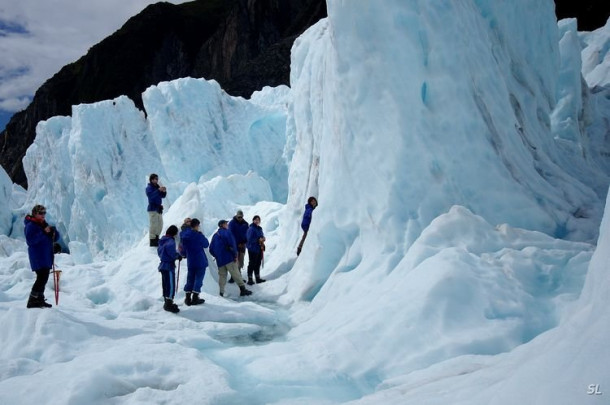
[0,1,609,404]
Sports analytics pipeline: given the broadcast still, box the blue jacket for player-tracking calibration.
[180,227,209,269]
[210,228,237,268]
[24,216,60,271]
[146,183,166,212]
[228,216,249,245]
[246,224,265,253]
[157,235,181,271]
[301,203,315,232]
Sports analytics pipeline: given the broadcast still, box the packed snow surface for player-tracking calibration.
[1,1,609,404]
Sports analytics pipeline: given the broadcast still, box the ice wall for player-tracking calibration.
[0,166,14,235]
[22,97,161,260]
[142,78,290,201]
[551,18,610,196]
[268,0,609,385]
[281,0,606,271]
[19,80,290,261]
[581,18,610,88]
[578,18,610,175]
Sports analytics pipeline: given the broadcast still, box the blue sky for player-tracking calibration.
[0,1,188,133]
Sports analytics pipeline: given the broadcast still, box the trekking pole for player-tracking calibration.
[51,229,61,305]
[52,263,62,305]
[258,239,265,269]
[175,259,181,300]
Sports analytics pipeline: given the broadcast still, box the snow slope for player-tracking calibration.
[0,1,609,404]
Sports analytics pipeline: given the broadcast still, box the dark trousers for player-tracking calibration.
[184,267,206,293]
[31,268,50,296]
[247,250,263,280]
[160,269,176,299]
[297,231,308,254]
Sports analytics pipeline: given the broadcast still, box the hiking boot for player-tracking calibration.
[150,237,159,247]
[26,294,52,309]
[184,292,192,306]
[191,293,205,305]
[26,294,40,308]
[239,285,252,296]
[40,295,52,308]
[228,277,235,284]
[219,292,224,297]
[247,278,255,286]
[256,278,266,284]
[163,298,180,313]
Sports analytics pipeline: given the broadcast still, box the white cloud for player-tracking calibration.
[0,96,30,112]
[0,0,189,114]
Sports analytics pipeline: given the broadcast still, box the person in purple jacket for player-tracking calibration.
[179,218,209,306]
[24,204,60,308]
[228,209,248,283]
[246,215,266,285]
[146,173,167,247]
[297,196,318,256]
[210,220,252,297]
[157,225,182,313]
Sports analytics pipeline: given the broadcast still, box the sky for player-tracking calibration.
[0,0,189,131]
[0,1,609,404]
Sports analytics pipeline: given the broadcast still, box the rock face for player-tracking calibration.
[554,0,609,31]
[0,0,326,188]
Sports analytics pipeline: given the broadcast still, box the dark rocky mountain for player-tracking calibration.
[554,0,609,31]
[0,0,605,188]
[0,0,326,188]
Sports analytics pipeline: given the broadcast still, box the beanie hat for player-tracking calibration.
[218,219,228,227]
[166,225,178,236]
[190,218,200,227]
[236,210,244,217]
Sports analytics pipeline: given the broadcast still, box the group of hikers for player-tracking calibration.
[155,213,263,313]
[146,173,318,313]
[22,173,318,312]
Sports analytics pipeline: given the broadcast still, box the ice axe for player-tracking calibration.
[52,263,62,305]
[175,258,181,300]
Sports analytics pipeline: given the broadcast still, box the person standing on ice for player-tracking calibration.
[157,225,182,313]
[210,219,252,297]
[228,209,248,283]
[146,173,166,247]
[179,218,209,305]
[297,196,318,256]
[246,215,266,285]
[24,204,60,308]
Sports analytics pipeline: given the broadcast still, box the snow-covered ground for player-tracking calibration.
[1,1,609,404]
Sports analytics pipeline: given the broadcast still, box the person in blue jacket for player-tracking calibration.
[228,209,248,283]
[157,225,182,313]
[246,215,266,285]
[297,196,318,256]
[210,219,252,297]
[24,204,60,308]
[179,218,209,305]
[146,173,167,247]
